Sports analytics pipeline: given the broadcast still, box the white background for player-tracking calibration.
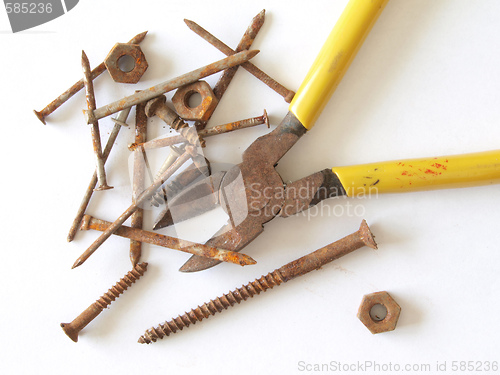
[1,0,500,374]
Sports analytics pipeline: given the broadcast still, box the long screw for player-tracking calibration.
[194,9,266,131]
[72,146,197,269]
[130,100,148,266]
[61,262,148,342]
[82,51,112,191]
[34,31,147,124]
[80,215,256,266]
[84,50,258,123]
[185,19,295,103]
[138,220,377,343]
[129,110,269,151]
[67,107,132,242]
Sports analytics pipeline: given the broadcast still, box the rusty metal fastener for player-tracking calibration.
[199,110,269,143]
[194,9,265,131]
[80,214,256,266]
[84,50,259,123]
[82,50,112,191]
[72,146,197,269]
[172,81,218,122]
[145,95,200,146]
[129,110,269,152]
[61,262,148,342]
[185,19,295,103]
[66,107,132,242]
[130,100,148,266]
[104,43,148,84]
[33,31,147,125]
[138,220,377,343]
[357,291,401,334]
[150,157,209,207]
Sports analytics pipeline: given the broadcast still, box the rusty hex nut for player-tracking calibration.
[104,43,148,84]
[357,291,401,334]
[172,81,218,121]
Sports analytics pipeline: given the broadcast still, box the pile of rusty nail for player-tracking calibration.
[35,10,297,343]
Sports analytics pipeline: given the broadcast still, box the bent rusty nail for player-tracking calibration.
[185,19,295,103]
[82,50,112,191]
[67,107,131,242]
[34,31,148,124]
[61,262,148,342]
[194,9,266,130]
[130,101,148,266]
[72,146,196,269]
[129,110,270,152]
[80,215,257,266]
[138,220,376,343]
[84,49,259,123]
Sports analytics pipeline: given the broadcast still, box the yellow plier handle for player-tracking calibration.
[333,150,500,196]
[289,0,389,129]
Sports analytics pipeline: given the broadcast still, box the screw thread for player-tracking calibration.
[94,262,148,310]
[139,269,286,344]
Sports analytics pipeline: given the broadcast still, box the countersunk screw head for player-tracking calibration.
[144,96,167,117]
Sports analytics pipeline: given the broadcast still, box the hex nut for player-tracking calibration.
[172,81,219,121]
[357,291,401,334]
[104,43,148,84]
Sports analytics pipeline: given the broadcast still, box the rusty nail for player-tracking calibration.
[185,19,295,103]
[138,220,377,343]
[199,110,269,142]
[84,50,259,123]
[82,50,112,191]
[110,118,130,127]
[80,215,256,266]
[72,146,197,269]
[130,101,148,266]
[61,262,148,342]
[194,10,266,130]
[129,110,270,152]
[66,107,132,242]
[34,31,148,125]
[150,157,209,207]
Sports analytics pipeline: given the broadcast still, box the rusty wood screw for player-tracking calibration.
[145,95,199,146]
[82,50,112,191]
[194,10,266,130]
[61,262,148,342]
[34,31,147,125]
[84,50,259,123]
[67,107,132,242]
[72,146,197,269]
[185,19,295,103]
[130,100,148,266]
[80,215,256,266]
[129,110,270,152]
[138,220,377,343]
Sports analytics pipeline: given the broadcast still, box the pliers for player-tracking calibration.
[154,0,500,272]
